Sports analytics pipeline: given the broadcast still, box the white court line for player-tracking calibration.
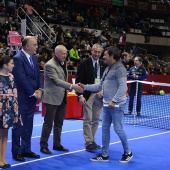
[7,127,102,143]
[109,131,170,144]
[10,130,170,168]
[11,149,86,167]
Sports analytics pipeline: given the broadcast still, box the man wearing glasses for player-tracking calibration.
[12,36,43,162]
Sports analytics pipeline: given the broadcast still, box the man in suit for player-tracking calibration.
[76,43,107,151]
[40,45,83,154]
[12,36,43,162]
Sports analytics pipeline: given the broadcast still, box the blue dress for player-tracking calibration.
[0,74,22,129]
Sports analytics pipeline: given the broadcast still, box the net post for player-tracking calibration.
[134,80,138,125]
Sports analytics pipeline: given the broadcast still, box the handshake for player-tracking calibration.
[71,83,84,93]
[33,83,85,99]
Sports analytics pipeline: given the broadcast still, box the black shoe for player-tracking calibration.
[40,148,52,154]
[86,144,98,151]
[93,142,101,149]
[5,164,11,168]
[90,153,109,162]
[13,154,25,162]
[124,111,132,116]
[0,165,6,169]
[119,152,133,163]
[23,152,40,158]
[53,145,69,152]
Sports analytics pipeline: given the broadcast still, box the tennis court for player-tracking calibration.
[5,80,170,170]
[5,111,170,170]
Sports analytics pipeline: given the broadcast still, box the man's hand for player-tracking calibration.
[133,74,138,79]
[35,89,43,99]
[79,96,86,105]
[96,91,103,98]
[72,84,84,93]
[108,101,116,108]
[78,82,84,89]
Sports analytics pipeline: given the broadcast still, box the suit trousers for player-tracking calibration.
[12,99,36,154]
[40,102,66,148]
[12,126,23,156]
[83,93,103,146]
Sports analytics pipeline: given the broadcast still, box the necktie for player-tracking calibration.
[94,61,97,78]
[29,56,34,72]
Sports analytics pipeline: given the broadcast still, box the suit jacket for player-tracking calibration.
[13,50,43,104]
[76,57,107,101]
[42,57,71,105]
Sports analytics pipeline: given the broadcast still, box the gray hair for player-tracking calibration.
[92,43,103,50]
[55,45,67,53]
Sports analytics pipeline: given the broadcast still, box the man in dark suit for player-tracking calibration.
[76,43,107,151]
[12,36,43,162]
[40,45,83,154]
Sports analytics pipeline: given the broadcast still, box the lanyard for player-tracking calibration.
[101,64,114,82]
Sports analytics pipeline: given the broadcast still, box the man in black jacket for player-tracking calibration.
[76,43,107,151]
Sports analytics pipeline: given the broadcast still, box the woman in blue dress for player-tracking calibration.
[0,55,22,168]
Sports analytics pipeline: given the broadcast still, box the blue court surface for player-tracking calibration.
[5,113,170,170]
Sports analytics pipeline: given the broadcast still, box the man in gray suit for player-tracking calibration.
[40,45,83,154]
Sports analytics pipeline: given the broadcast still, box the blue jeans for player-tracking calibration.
[102,103,130,156]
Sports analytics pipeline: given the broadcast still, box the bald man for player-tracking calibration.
[40,45,83,154]
[12,36,43,161]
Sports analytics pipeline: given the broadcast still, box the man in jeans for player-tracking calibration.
[80,46,133,163]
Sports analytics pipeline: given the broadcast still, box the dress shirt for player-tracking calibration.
[92,57,100,78]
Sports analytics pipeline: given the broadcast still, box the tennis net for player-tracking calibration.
[123,80,170,130]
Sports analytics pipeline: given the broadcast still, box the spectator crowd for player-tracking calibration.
[0,0,170,75]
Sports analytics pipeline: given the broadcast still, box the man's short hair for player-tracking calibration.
[121,52,129,59]
[105,46,120,61]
